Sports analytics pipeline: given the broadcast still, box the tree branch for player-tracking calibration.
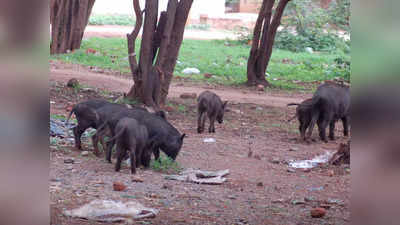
[127,0,142,79]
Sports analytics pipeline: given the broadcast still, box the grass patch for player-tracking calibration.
[150,154,181,174]
[51,37,349,90]
[89,14,135,26]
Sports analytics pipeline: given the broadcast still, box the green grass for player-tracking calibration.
[150,154,181,174]
[51,37,349,90]
[89,14,135,26]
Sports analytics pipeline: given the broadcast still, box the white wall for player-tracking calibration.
[91,0,226,19]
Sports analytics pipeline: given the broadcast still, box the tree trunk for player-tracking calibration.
[126,0,193,108]
[50,0,95,54]
[246,0,291,86]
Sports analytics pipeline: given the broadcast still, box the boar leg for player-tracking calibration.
[91,133,101,156]
[342,116,349,137]
[106,139,115,163]
[197,111,206,133]
[329,121,336,140]
[209,114,216,133]
[73,125,86,149]
[130,149,136,174]
[318,119,329,143]
[115,142,126,172]
[299,122,307,141]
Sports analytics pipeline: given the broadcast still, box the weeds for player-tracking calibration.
[150,154,182,174]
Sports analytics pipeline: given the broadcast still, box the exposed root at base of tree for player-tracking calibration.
[329,141,350,165]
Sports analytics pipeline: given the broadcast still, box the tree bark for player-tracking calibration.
[50,0,95,54]
[126,0,193,108]
[246,0,291,86]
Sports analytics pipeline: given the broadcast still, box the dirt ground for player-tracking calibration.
[50,61,350,225]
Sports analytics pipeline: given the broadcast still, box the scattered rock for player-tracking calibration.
[182,67,200,75]
[227,195,237,200]
[256,84,265,91]
[64,158,75,164]
[132,177,144,183]
[162,183,172,190]
[310,208,326,218]
[270,158,280,164]
[304,196,316,202]
[328,170,334,177]
[85,48,97,54]
[305,47,314,54]
[287,168,296,173]
[113,182,126,191]
[67,78,79,87]
[164,105,174,112]
[255,106,263,111]
[203,138,216,143]
[289,147,299,152]
[292,199,306,205]
[81,151,89,157]
[254,154,262,160]
[256,182,263,187]
[180,93,197,99]
[204,73,213,79]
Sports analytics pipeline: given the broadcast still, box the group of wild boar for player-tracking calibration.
[66,83,349,174]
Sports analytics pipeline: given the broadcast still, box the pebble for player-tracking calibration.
[81,151,89,156]
[310,208,326,218]
[256,182,264,187]
[289,147,299,152]
[113,182,126,191]
[64,158,74,164]
[287,168,296,173]
[162,184,173,190]
[271,158,280,164]
[256,84,265,91]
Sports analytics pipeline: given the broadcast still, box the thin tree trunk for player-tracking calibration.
[50,0,95,54]
[126,0,193,108]
[246,0,291,86]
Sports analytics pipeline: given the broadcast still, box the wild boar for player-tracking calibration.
[197,91,228,133]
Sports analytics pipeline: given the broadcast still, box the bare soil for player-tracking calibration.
[50,61,350,225]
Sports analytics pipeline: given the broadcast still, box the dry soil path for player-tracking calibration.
[50,63,307,108]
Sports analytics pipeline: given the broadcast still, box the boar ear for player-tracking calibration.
[223,101,228,109]
[181,133,186,140]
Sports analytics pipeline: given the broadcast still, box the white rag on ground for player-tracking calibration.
[164,168,230,185]
[63,200,158,222]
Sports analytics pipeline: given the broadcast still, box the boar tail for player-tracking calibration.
[106,127,125,143]
[65,107,76,126]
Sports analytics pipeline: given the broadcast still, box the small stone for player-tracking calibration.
[180,93,197,99]
[304,196,316,202]
[271,158,280,164]
[67,78,79,87]
[327,170,334,177]
[164,105,174,112]
[162,183,172,190]
[292,199,306,205]
[289,147,299,152]
[113,182,126,191]
[204,73,213,79]
[64,158,74,164]
[256,84,265,91]
[255,106,263,111]
[132,177,144,183]
[227,195,237,199]
[256,182,263,187]
[182,67,200,75]
[254,154,262,160]
[287,168,296,173]
[310,208,326,218]
[81,151,89,156]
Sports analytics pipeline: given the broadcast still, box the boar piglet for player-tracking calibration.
[307,83,350,142]
[96,107,185,166]
[106,118,149,174]
[287,98,313,141]
[197,91,227,133]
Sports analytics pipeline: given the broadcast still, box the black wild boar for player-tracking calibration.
[287,98,313,141]
[197,91,228,133]
[307,83,350,142]
[95,107,185,166]
[65,99,147,155]
[107,118,149,174]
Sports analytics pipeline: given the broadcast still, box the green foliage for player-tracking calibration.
[50,37,350,90]
[274,29,349,53]
[327,0,351,31]
[150,155,181,174]
[89,14,135,26]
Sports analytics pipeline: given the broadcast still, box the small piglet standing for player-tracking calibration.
[197,91,227,133]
